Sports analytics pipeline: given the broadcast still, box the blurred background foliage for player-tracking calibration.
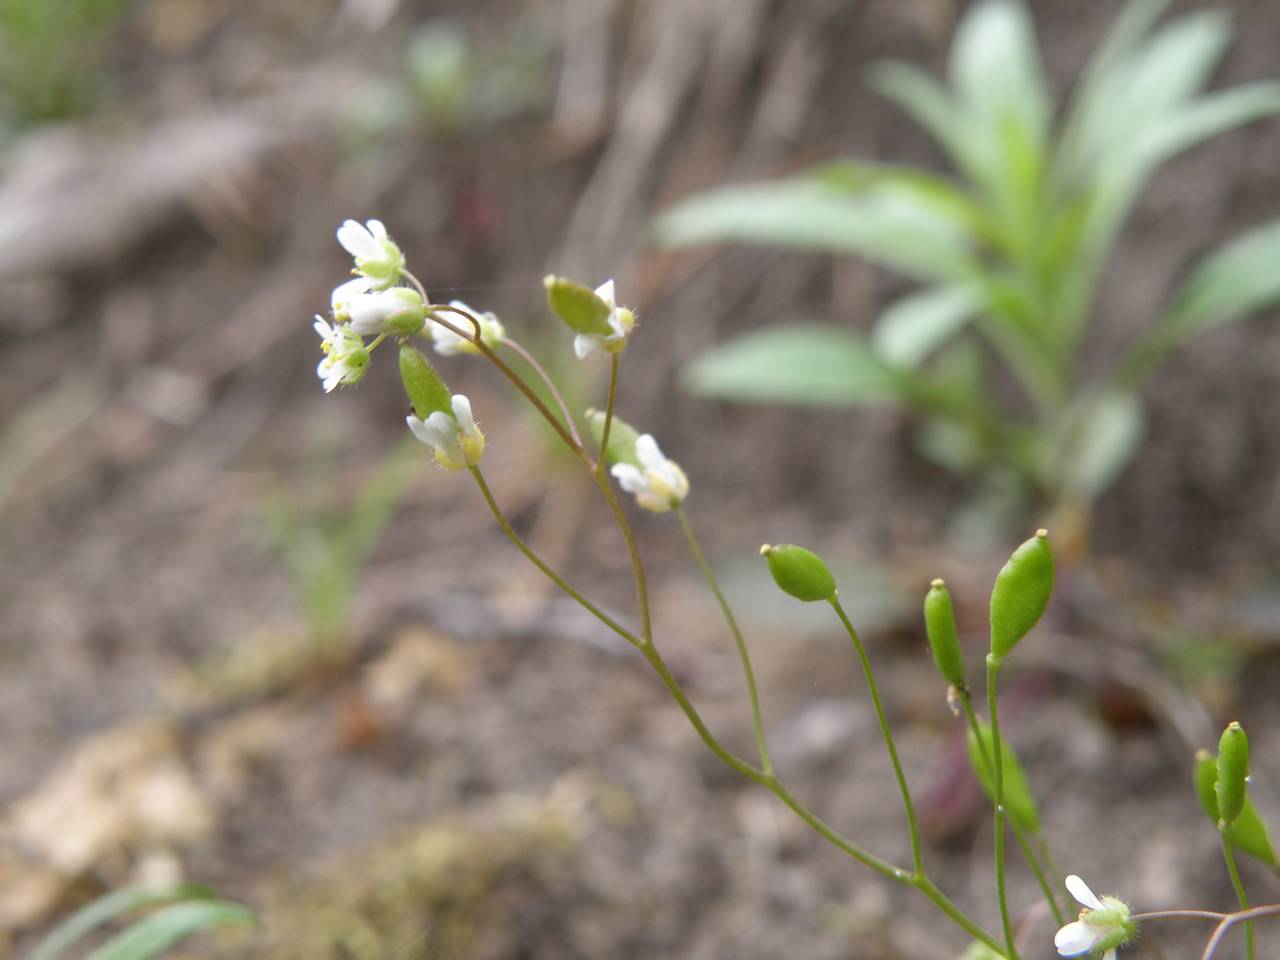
[2,1,1280,957]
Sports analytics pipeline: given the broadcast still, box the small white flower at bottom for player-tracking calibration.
[573,279,635,359]
[406,394,485,470]
[431,300,506,355]
[314,317,369,393]
[611,434,688,513]
[1054,874,1134,960]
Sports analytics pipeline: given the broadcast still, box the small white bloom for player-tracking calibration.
[610,434,688,512]
[344,286,426,336]
[1054,875,1134,960]
[331,276,373,320]
[431,300,506,355]
[314,317,369,393]
[336,218,405,289]
[406,394,485,470]
[573,279,636,359]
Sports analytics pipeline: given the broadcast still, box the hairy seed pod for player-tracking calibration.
[760,544,837,603]
[1216,721,1250,830]
[399,345,452,419]
[924,579,966,688]
[585,408,640,466]
[543,275,613,336]
[989,530,1054,659]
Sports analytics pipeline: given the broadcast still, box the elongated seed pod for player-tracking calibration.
[585,408,640,466]
[760,544,837,603]
[989,530,1054,659]
[544,276,613,335]
[924,579,966,688]
[399,344,452,419]
[1216,721,1249,830]
[1196,749,1278,866]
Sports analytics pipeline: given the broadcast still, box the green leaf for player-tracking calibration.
[682,324,908,408]
[869,62,974,173]
[83,900,255,960]
[966,717,1040,833]
[30,885,217,960]
[1137,83,1280,172]
[871,285,979,367]
[1055,390,1145,498]
[653,180,977,283]
[1125,218,1280,380]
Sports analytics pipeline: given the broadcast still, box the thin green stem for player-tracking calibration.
[598,354,619,477]
[676,506,771,775]
[468,466,639,649]
[987,654,1021,960]
[1222,836,1255,960]
[499,336,583,449]
[829,597,924,878]
[959,690,1064,925]
[1201,905,1280,960]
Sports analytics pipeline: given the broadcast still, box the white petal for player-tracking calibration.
[573,333,598,359]
[594,279,615,306]
[425,411,464,463]
[332,276,372,309]
[1103,951,1115,960]
[1066,875,1104,911]
[1054,921,1099,957]
[314,316,334,339]
[322,365,342,393]
[611,464,647,493]
[635,434,665,471]
[366,219,388,240]
[406,415,434,445]
[336,220,377,259]
[451,395,476,434]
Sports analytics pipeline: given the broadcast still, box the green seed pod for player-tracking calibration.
[989,529,1054,659]
[924,578,966,689]
[585,408,640,466]
[1196,749,1278,866]
[760,544,837,603]
[543,275,613,336]
[966,718,1040,833]
[399,344,452,419]
[1216,721,1250,830]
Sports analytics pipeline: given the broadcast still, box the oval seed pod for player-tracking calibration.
[585,408,640,466]
[399,344,452,419]
[924,579,966,688]
[543,275,613,336]
[1196,749,1278,866]
[989,529,1054,659]
[965,718,1040,833]
[1216,721,1249,830]
[760,544,837,603]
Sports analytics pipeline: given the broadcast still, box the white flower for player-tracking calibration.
[431,300,506,355]
[336,218,405,289]
[406,394,485,470]
[342,286,425,336]
[331,276,373,320]
[314,317,369,393]
[1054,875,1135,960]
[573,279,636,359]
[611,434,688,512]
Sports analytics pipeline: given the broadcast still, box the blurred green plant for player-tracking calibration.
[653,0,1280,530]
[0,0,131,125]
[29,883,253,960]
[264,440,413,647]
